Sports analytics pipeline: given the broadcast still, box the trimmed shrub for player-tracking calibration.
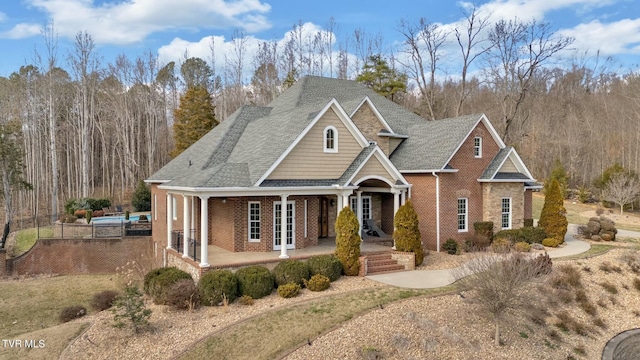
[334,207,361,276]
[59,214,78,223]
[144,267,192,304]
[542,237,561,248]
[59,305,87,323]
[166,279,200,310]
[464,234,491,252]
[492,237,512,253]
[307,254,343,282]
[74,209,86,219]
[86,209,93,224]
[85,198,111,211]
[93,210,105,217]
[238,295,254,306]
[304,274,331,292]
[273,259,310,287]
[236,265,274,299]
[132,180,152,212]
[473,221,494,240]
[277,283,301,298]
[538,178,568,243]
[91,290,119,311]
[513,241,531,253]
[144,267,173,294]
[494,227,546,244]
[523,218,534,227]
[393,200,424,266]
[442,238,458,255]
[198,270,238,306]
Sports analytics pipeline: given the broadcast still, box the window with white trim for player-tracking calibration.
[323,126,338,153]
[248,201,261,242]
[501,198,511,229]
[350,196,371,229]
[473,137,482,158]
[154,194,157,221]
[457,198,468,232]
[172,196,177,220]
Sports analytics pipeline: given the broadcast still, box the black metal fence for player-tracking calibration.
[37,220,152,239]
[171,229,200,262]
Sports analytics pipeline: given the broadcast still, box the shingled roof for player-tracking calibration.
[148,76,498,188]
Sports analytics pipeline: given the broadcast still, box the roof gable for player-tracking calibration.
[479,147,535,182]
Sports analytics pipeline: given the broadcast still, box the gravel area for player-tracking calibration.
[60,245,640,360]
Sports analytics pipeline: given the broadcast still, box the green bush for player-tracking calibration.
[513,241,531,253]
[306,254,343,282]
[542,237,560,248]
[277,283,301,298]
[523,218,534,227]
[86,210,93,224]
[236,265,274,299]
[111,286,152,333]
[393,200,424,266]
[492,237,512,253]
[86,198,111,211]
[464,234,491,252]
[442,239,458,255]
[198,270,238,306]
[91,290,119,311]
[238,295,254,306]
[144,267,192,304]
[65,197,111,213]
[304,274,331,292]
[494,227,546,244]
[132,180,151,212]
[334,207,361,276]
[165,279,200,310]
[474,221,494,239]
[59,305,87,323]
[273,259,310,287]
[143,267,173,294]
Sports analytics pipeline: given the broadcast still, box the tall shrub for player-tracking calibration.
[538,178,568,243]
[131,180,151,212]
[393,200,424,266]
[334,207,361,276]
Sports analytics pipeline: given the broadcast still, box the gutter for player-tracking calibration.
[432,172,440,252]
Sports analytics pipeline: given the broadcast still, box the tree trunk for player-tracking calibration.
[494,322,500,347]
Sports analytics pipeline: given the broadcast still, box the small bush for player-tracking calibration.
[513,241,531,252]
[165,279,200,310]
[238,295,254,306]
[593,317,607,329]
[442,239,458,255]
[473,221,494,240]
[532,253,553,275]
[304,274,331,292]
[86,210,93,224]
[198,270,238,306]
[542,237,560,248]
[306,255,343,281]
[599,281,618,294]
[144,267,192,304]
[59,305,87,323]
[277,283,301,298]
[74,209,86,219]
[91,290,119,311]
[273,259,310,287]
[595,207,604,216]
[599,262,622,273]
[523,218,534,227]
[93,210,105,217]
[492,237,511,253]
[494,227,546,244]
[236,265,274,299]
[579,299,597,316]
[111,286,152,333]
[464,234,491,252]
[59,214,78,223]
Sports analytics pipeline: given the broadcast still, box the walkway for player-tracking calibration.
[366,224,637,289]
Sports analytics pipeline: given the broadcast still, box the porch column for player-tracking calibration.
[401,190,406,205]
[342,194,349,209]
[200,196,210,267]
[182,195,190,257]
[356,191,363,238]
[392,190,401,249]
[166,193,173,249]
[336,195,343,215]
[279,194,289,259]
[191,196,195,231]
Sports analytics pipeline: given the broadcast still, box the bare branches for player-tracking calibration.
[602,173,640,214]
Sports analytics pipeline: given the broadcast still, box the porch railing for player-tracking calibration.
[171,229,199,263]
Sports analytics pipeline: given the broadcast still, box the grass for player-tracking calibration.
[13,227,53,256]
[0,275,118,338]
[179,285,454,360]
[556,244,614,261]
[0,321,89,360]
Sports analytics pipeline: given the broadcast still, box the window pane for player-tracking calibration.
[457,198,467,231]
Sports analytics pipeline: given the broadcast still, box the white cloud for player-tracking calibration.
[8,0,271,44]
[0,23,42,39]
[0,12,7,22]
[559,18,640,55]
[469,0,617,23]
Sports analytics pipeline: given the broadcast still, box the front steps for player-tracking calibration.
[365,252,405,275]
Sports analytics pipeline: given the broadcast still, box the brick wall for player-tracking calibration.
[404,174,437,250]
[483,183,525,230]
[7,237,153,276]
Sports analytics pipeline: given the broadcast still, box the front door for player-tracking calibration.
[319,197,329,238]
[274,201,295,250]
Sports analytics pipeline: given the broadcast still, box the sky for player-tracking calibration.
[0,0,639,79]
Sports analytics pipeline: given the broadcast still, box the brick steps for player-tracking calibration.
[366,253,405,274]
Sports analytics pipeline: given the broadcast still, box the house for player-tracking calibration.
[146,76,538,273]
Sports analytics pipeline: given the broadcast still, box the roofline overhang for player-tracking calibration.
[145,179,170,184]
[525,185,544,190]
[156,184,360,197]
[377,132,409,139]
[477,179,536,183]
[399,168,459,174]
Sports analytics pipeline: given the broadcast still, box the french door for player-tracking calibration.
[273,201,295,250]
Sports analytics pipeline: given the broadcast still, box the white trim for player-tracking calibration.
[478,179,533,183]
[349,195,372,227]
[477,147,536,182]
[157,185,358,197]
[433,172,441,252]
[256,99,369,185]
[345,146,409,187]
[172,196,177,221]
[273,200,296,251]
[457,197,468,232]
[153,194,157,221]
[442,114,506,169]
[501,197,512,230]
[473,136,482,158]
[248,201,261,243]
[399,168,459,174]
[323,125,338,153]
[304,199,308,238]
[144,179,170,184]
[350,96,394,133]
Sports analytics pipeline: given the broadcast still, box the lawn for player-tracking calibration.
[13,227,53,256]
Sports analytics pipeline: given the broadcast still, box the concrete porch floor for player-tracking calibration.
[206,237,393,268]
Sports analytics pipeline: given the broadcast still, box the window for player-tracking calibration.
[248,202,261,242]
[473,136,482,158]
[154,194,157,221]
[274,201,295,249]
[457,198,468,232]
[172,196,177,220]
[501,198,511,229]
[350,196,371,228]
[323,126,338,153]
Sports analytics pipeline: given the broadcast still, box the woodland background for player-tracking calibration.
[1,8,639,224]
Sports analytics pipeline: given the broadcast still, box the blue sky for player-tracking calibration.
[0,0,639,78]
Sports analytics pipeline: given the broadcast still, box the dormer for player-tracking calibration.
[350,96,407,156]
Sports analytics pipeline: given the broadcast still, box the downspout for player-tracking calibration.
[432,172,440,252]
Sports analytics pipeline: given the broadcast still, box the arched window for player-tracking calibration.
[323,126,338,153]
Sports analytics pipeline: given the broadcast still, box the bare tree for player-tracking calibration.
[602,173,640,214]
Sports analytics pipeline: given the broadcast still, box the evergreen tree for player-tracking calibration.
[334,207,361,276]
[131,180,151,212]
[393,200,424,266]
[544,158,569,198]
[538,178,568,244]
[356,55,407,101]
[170,85,217,158]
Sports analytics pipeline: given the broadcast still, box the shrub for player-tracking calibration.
[474,221,494,239]
[165,279,200,310]
[599,281,618,294]
[59,305,87,323]
[93,210,105,217]
[306,254,343,281]
[304,274,331,292]
[144,267,173,294]
[442,239,458,255]
[91,290,119,311]
[198,270,238,306]
[59,214,78,223]
[144,267,192,304]
[64,198,77,215]
[85,198,111,211]
[111,286,152,333]
[277,283,301,298]
[236,265,274,299]
[74,209,86,219]
[551,264,582,289]
[464,234,491,252]
[513,241,531,253]
[523,218,534,227]
[494,227,546,244]
[393,200,424,266]
[538,178,568,243]
[531,253,553,275]
[542,237,560,248]
[273,259,310,287]
[86,210,93,224]
[132,180,151,212]
[492,237,511,253]
[238,295,254,306]
[595,207,605,216]
[334,207,361,276]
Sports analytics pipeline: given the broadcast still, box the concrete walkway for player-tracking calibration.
[366,224,616,289]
